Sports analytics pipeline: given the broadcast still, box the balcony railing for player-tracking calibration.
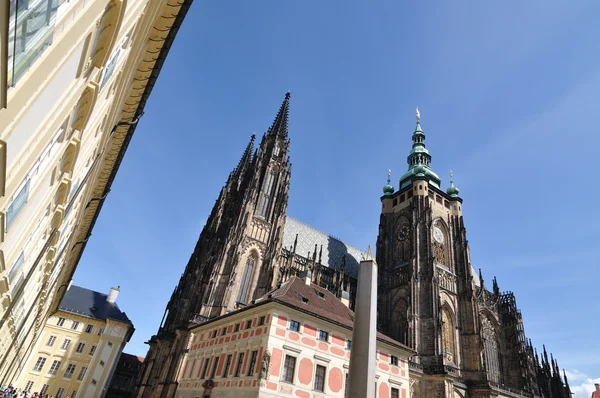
[189,313,209,325]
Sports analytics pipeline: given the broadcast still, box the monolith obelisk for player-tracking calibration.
[347,246,377,398]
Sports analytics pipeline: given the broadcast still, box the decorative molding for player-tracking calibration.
[282,345,302,354]
[313,354,330,363]
[388,377,403,386]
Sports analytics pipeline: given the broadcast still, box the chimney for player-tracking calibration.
[340,290,350,308]
[298,270,312,286]
[107,286,120,304]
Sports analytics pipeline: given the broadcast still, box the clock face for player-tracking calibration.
[398,225,410,241]
[433,227,444,244]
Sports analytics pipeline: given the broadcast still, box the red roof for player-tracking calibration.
[262,277,414,353]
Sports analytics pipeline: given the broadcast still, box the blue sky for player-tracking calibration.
[73,1,599,395]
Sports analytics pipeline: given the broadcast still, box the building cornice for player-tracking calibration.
[53,0,194,310]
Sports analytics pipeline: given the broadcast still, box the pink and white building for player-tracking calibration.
[175,276,414,398]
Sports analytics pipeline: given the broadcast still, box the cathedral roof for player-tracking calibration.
[282,217,367,279]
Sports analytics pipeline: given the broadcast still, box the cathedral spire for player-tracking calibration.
[493,276,500,295]
[399,109,442,189]
[234,134,256,176]
[479,268,485,289]
[267,91,290,138]
[563,369,570,389]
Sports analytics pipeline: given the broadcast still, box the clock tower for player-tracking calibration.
[376,112,483,395]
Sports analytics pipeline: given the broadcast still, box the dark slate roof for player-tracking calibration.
[59,285,132,324]
[282,217,367,279]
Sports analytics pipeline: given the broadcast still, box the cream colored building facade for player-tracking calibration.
[0,0,190,386]
[14,285,133,397]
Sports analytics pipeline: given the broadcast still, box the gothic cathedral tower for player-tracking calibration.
[376,113,570,398]
[376,113,482,395]
[136,93,291,398]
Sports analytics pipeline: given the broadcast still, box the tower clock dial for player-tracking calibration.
[398,225,410,241]
[433,226,444,244]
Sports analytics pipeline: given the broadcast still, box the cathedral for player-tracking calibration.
[135,93,571,398]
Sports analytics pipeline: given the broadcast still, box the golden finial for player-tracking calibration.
[450,170,454,182]
[416,107,420,121]
[388,169,391,178]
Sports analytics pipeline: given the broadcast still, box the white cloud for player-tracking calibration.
[566,369,600,398]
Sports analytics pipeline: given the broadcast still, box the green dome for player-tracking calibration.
[383,183,394,195]
[446,172,460,197]
[383,171,394,196]
[446,183,459,197]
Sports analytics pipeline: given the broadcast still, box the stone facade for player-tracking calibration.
[136,97,571,398]
[376,119,571,398]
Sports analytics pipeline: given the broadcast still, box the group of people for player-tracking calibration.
[0,386,69,398]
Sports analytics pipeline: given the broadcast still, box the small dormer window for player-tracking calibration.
[296,293,309,304]
[314,290,325,299]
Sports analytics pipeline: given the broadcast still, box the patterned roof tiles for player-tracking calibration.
[282,217,367,279]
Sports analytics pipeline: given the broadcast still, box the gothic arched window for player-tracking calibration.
[257,172,276,218]
[441,307,456,363]
[237,253,257,304]
[481,314,503,384]
[391,298,409,345]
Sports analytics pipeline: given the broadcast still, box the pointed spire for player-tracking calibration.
[493,276,500,295]
[364,245,374,261]
[293,234,298,253]
[563,369,570,388]
[318,245,323,264]
[235,134,256,175]
[268,92,290,138]
[399,108,442,189]
[479,268,485,288]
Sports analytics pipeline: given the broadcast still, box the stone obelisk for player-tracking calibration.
[347,246,377,398]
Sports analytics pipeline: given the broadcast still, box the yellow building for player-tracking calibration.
[0,0,191,385]
[13,284,133,397]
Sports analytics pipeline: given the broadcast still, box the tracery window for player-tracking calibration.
[391,299,409,345]
[481,315,503,384]
[237,253,257,304]
[396,218,411,263]
[257,172,275,218]
[441,307,456,363]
